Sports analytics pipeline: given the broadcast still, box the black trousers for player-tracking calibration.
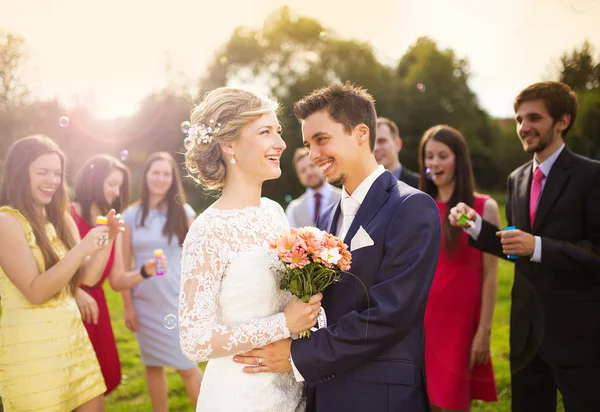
[511,336,600,412]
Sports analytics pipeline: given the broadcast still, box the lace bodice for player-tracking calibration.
[179,198,293,362]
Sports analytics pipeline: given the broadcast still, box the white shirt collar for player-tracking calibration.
[533,143,565,177]
[341,165,386,206]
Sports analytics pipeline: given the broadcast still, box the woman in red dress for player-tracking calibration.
[419,125,500,411]
[70,155,163,394]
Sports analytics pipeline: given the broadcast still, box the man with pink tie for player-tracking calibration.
[450,82,600,412]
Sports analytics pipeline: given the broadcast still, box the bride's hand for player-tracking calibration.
[284,293,322,334]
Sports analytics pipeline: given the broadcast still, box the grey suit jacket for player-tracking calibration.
[286,184,342,228]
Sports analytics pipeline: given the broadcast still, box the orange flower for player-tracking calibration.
[274,232,306,257]
[337,249,352,271]
[282,248,310,269]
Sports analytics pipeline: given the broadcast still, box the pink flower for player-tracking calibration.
[273,232,306,257]
[305,238,324,256]
[282,248,310,269]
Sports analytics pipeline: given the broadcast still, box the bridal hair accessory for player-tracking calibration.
[187,119,222,145]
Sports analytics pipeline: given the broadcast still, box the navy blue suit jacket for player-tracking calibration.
[290,170,440,412]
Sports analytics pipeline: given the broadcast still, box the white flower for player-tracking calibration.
[301,226,324,241]
[186,121,223,145]
[320,247,342,265]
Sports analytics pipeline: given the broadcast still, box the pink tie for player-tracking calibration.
[529,167,545,227]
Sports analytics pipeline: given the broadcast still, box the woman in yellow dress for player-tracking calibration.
[0,135,124,411]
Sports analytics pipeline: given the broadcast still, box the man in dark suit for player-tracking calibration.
[375,117,420,188]
[450,81,600,412]
[234,83,440,412]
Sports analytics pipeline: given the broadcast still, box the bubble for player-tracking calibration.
[284,194,292,203]
[441,98,455,113]
[119,150,129,162]
[219,56,228,64]
[180,120,191,134]
[184,136,193,150]
[59,116,70,128]
[120,375,127,385]
[570,0,596,12]
[163,314,177,330]
[319,31,329,41]
[425,168,437,180]
[453,69,462,78]
[416,83,426,92]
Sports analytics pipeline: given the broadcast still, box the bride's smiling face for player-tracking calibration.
[231,111,286,182]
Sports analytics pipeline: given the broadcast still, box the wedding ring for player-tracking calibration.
[258,357,263,366]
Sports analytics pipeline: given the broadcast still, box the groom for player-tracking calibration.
[234,83,440,412]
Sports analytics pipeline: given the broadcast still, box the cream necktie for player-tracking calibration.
[340,196,360,239]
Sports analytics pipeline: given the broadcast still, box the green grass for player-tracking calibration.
[103,199,564,411]
[103,288,205,411]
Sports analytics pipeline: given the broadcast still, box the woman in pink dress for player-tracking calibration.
[419,125,500,411]
[70,154,163,395]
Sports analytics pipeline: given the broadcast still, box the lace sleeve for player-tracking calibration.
[178,217,291,362]
[267,198,290,231]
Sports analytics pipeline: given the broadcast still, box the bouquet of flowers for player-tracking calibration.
[270,226,352,338]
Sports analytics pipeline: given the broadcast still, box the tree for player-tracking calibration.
[386,37,500,188]
[0,32,30,174]
[555,41,600,159]
[558,40,599,91]
[0,32,29,109]
[197,6,397,202]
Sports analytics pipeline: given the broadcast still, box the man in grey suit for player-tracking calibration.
[375,117,419,188]
[286,147,342,227]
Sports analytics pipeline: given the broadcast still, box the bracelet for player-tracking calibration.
[140,265,151,279]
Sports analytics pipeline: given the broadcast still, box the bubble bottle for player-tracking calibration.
[95,216,108,247]
[154,249,165,276]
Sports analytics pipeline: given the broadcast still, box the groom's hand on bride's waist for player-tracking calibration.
[233,339,292,374]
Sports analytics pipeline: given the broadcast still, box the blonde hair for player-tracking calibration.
[185,87,279,190]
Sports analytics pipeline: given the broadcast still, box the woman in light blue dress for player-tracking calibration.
[122,152,203,411]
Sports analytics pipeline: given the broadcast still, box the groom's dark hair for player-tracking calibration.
[293,82,378,151]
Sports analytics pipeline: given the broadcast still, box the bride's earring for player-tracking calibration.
[230,155,236,164]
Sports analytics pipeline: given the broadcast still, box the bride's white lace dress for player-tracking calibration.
[179,198,305,412]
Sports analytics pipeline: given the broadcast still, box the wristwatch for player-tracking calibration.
[140,265,151,279]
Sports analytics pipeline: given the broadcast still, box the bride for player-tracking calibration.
[179,87,322,411]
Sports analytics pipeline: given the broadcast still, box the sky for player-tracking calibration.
[1,0,599,119]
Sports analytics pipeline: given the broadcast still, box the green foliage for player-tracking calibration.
[557,40,600,160]
[1,11,599,212]
[559,40,599,91]
[279,263,342,302]
[568,89,600,159]
[198,7,504,203]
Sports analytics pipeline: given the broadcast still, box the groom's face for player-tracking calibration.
[301,110,357,187]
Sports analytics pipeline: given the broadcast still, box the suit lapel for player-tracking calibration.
[517,164,532,230]
[343,171,395,245]
[531,148,573,233]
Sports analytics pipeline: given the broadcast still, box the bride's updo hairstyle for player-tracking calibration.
[185,87,278,191]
